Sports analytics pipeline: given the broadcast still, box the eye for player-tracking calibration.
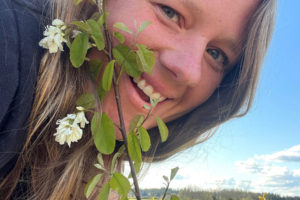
[160,5,180,23]
[206,48,229,69]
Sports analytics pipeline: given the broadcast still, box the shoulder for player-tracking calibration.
[1,0,50,13]
[0,0,48,125]
[0,0,49,177]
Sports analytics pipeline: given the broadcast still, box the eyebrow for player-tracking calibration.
[180,0,242,57]
[219,37,242,56]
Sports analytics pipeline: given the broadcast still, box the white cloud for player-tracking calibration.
[254,145,300,162]
[292,169,300,177]
[235,145,300,196]
[124,145,300,196]
[235,158,264,174]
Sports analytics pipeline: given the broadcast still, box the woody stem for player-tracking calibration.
[103,25,142,200]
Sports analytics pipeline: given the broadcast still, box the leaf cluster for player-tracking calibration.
[161,167,180,200]
[68,1,176,199]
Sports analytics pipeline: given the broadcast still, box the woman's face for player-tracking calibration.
[96,0,258,139]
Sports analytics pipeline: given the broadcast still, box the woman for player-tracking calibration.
[0,0,276,199]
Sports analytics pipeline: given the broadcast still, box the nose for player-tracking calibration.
[158,36,207,87]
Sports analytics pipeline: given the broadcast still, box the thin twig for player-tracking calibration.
[162,182,170,200]
[103,23,142,200]
[95,1,142,198]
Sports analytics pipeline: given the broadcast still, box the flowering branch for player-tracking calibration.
[39,19,67,53]
[103,21,142,200]
[39,0,171,199]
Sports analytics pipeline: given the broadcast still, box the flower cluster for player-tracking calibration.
[39,19,67,53]
[53,107,89,147]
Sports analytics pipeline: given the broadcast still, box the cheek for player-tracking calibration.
[188,71,224,108]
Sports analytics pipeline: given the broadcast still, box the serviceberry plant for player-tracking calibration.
[39,0,180,199]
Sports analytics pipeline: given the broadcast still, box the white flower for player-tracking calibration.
[75,107,89,128]
[76,106,85,111]
[53,109,90,147]
[39,19,67,53]
[52,19,65,27]
[54,114,83,147]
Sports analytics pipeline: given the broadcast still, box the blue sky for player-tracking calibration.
[133,0,300,196]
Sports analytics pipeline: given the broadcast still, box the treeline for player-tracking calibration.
[137,188,300,200]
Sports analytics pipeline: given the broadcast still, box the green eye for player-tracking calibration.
[161,5,179,23]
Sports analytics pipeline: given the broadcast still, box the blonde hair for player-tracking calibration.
[0,0,276,199]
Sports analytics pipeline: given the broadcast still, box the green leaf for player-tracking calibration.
[65,34,72,49]
[97,83,107,101]
[117,144,126,155]
[84,174,102,198]
[114,22,132,34]
[113,32,125,44]
[90,12,101,21]
[156,117,169,142]
[134,160,142,174]
[136,44,155,74]
[170,167,179,181]
[94,163,104,170]
[109,172,131,196]
[170,195,180,200]
[120,196,129,200]
[138,126,151,152]
[113,45,141,77]
[74,0,83,5]
[91,112,101,135]
[102,60,115,91]
[76,93,96,109]
[92,112,116,154]
[129,115,145,132]
[89,59,102,81]
[72,21,90,33]
[143,104,151,110]
[97,153,104,167]
[70,32,89,68]
[111,152,122,174]
[97,12,109,27]
[87,19,105,51]
[128,131,142,163]
[98,182,110,200]
[110,145,125,173]
[137,21,152,34]
[163,175,169,183]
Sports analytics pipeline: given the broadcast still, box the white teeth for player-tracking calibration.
[133,77,140,83]
[143,86,153,96]
[133,78,166,102]
[150,93,160,99]
[137,79,146,88]
[159,97,166,102]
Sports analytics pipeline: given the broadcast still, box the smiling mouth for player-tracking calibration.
[130,77,166,103]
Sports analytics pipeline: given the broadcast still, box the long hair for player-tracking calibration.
[0,0,276,199]
[1,1,98,199]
